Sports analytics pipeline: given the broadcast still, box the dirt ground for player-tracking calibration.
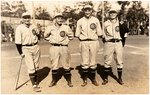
[1,35,149,94]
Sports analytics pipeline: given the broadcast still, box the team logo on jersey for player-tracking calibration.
[60,31,66,37]
[90,23,96,30]
[115,26,119,32]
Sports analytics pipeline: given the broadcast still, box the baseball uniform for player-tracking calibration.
[102,9,124,85]
[44,13,74,87]
[75,4,102,87]
[15,12,41,92]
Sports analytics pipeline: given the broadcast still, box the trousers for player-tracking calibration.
[104,41,123,68]
[79,40,99,69]
[49,45,71,70]
[22,45,40,74]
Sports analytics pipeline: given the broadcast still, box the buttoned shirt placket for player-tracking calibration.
[26,25,33,45]
[87,18,89,39]
[55,25,60,44]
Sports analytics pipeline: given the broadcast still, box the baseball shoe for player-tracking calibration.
[33,85,41,92]
[81,80,87,87]
[49,81,57,87]
[92,80,99,86]
[118,78,124,85]
[102,79,108,85]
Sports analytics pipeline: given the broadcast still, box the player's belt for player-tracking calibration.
[80,39,96,41]
[107,39,121,43]
[22,42,38,46]
[51,44,68,46]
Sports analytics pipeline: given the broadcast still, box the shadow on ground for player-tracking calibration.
[75,64,118,83]
[97,64,118,82]
[37,67,50,84]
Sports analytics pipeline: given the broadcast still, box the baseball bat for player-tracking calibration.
[15,57,23,91]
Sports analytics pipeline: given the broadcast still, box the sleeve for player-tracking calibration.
[44,26,51,38]
[75,20,81,37]
[67,26,74,40]
[15,44,22,55]
[96,19,102,36]
[66,26,73,36]
[15,26,22,44]
[102,22,108,41]
[32,25,39,35]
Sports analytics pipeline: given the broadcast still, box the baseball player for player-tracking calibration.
[75,4,102,87]
[15,12,41,92]
[44,13,73,87]
[102,8,124,85]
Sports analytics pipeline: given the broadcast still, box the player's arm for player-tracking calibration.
[101,22,107,43]
[15,44,23,55]
[44,26,51,38]
[67,26,74,40]
[15,26,24,57]
[32,25,40,36]
[96,19,103,38]
[75,20,81,38]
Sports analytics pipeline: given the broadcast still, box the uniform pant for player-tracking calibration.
[49,46,71,70]
[80,40,99,69]
[104,41,123,68]
[22,45,40,74]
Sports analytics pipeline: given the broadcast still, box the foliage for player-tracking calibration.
[35,7,52,20]
[1,1,26,18]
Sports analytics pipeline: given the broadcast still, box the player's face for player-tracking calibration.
[109,12,117,19]
[55,16,63,25]
[24,18,30,25]
[23,16,31,25]
[84,8,92,18]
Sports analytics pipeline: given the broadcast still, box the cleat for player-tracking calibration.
[92,80,99,86]
[67,82,73,87]
[118,78,124,85]
[102,79,108,85]
[33,85,41,92]
[49,81,57,87]
[81,80,87,87]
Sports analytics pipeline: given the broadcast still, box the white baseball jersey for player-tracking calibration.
[75,16,102,40]
[103,19,122,41]
[15,23,40,74]
[103,19,123,68]
[44,24,73,45]
[15,24,38,45]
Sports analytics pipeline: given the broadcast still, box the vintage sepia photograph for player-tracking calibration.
[1,0,149,94]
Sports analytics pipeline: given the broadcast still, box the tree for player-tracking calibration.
[73,1,94,20]
[126,1,148,35]
[1,2,11,17]
[35,6,51,20]
[97,1,111,21]
[1,1,26,18]
[117,1,130,20]
[14,1,26,18]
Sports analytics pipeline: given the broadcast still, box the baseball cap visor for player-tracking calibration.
[83,5,92,10]
[22,15,31,19]
[55,15,63,18]
[109,9,117,13]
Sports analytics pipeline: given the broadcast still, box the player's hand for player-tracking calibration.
[21,53,25,58]
[45,33,51,38]
[32,29,37,35]
[68,36,73,40]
